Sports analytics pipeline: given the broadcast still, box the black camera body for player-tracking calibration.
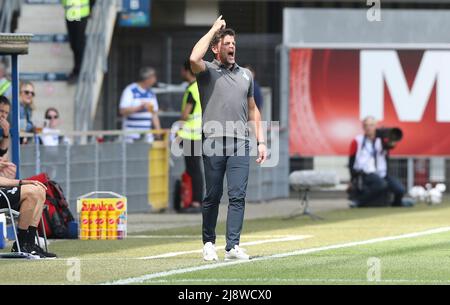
[376,127,403,150]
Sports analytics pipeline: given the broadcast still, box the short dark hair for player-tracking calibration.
[0,96,11,107]
[210,28,236,48]
[45,107,59,119]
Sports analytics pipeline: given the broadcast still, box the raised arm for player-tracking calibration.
[190,15,226,74]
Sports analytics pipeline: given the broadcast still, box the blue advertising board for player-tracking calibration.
[119,0,151,27]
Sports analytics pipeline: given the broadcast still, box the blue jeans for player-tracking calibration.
[385,175,406,206]
[202,137,250,251]
[358,174,405,206]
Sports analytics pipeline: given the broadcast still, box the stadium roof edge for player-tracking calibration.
[0,33,34,55]
[282,42,450,50]
[283,8,450,46]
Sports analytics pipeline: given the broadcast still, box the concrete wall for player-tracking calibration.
[284,8,450,45]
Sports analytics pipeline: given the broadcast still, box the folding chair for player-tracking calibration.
[0,190,49,259]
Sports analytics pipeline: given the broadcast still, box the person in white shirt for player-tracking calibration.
[348,116,406,207]
[119,67,162,143]
[40,107,68,146]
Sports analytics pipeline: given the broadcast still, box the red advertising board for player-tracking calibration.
[290,48,450,156]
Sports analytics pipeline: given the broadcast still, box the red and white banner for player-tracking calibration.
[289,48,450,156]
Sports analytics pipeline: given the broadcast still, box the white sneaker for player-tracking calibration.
[203,242,219,262]
[225,245,250,261]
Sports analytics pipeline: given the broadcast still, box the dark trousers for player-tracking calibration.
[184,140,204,204]
[359,174,405,206]
[66,17,88,74]
[202,137,250,251]
[385,175,406,206]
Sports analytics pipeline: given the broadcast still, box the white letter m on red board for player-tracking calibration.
[360,50,450,122]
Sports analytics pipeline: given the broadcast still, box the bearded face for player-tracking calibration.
[213,35,236,67]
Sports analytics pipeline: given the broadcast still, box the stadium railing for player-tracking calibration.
[18,127,291,214]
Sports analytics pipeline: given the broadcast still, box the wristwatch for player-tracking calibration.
[257,141,266,146]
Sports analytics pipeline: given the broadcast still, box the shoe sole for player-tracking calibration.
[5,253,41,260]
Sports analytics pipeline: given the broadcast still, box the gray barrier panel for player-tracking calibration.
[20,132,290,214]
[284,8,450,45]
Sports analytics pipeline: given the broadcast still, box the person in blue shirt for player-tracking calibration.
[19,81,35,133]
[244,65,264,113]
[19,81,36,144]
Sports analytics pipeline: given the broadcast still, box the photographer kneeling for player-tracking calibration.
[348,116,412,208]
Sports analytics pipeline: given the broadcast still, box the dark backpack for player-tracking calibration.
[28,173,75,239]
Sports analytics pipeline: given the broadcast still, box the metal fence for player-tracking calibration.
[291,156,450,194]
[19,128,290,215]
[20,133,152,215]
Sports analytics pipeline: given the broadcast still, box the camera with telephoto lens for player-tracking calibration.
[376,127,403,150]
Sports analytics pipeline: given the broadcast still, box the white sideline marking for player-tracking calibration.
[128,234,307,239]
[142,278,450,284]
[138,235,312,260]
[104,226,450,285]
[127,235,200,239]
[0,236,311,262]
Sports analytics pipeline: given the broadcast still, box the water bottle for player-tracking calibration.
[117,213,126,240]
[0,222,5,249]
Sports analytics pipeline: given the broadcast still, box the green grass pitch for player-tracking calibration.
[1,202,450,285]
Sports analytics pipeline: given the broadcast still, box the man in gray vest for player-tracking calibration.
[190,16,267,261]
